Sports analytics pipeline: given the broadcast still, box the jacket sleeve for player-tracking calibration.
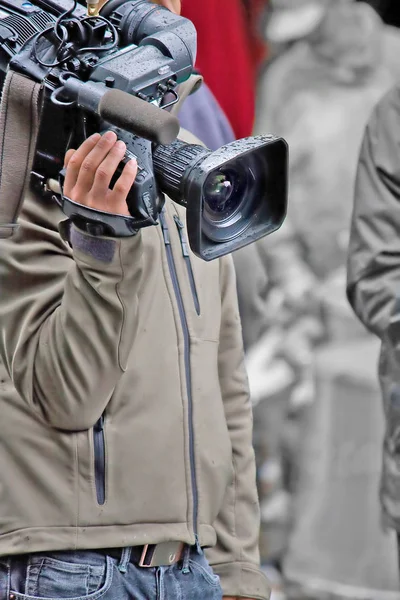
[205,254,271,600]
[347,84,400,352]
[0,190,143,431]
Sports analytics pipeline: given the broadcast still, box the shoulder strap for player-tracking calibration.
[0,70,41,239]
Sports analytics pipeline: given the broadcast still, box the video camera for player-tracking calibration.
[0,0,288,260]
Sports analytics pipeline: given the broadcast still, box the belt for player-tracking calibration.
[97,541,186,568]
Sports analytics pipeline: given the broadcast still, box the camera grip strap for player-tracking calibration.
[0,69,41,239]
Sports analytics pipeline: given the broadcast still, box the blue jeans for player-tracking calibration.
[0,544,223,600]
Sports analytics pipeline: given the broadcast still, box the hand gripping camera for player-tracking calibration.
[0,0,288,260]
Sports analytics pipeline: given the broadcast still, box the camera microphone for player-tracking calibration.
[60,78,180,145]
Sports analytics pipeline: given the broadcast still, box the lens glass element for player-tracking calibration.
[203,164,249,222]
[203,171,237,217]
[202,159,258,242]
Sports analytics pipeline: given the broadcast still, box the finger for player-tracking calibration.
[64,149,75,168]
[110,159,137,214]
[74,131,118,193]
[151,0,180,13]
[91,140,127,198]
[63,133,101,195]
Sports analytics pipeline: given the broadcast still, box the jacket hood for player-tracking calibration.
[310,2,383,85]
[266,0,328,44]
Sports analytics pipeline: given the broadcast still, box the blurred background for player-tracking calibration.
[178,1,400,598]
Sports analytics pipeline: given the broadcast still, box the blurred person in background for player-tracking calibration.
[347,82,400,583]
[240,0,400,597]
[257,0,400,278]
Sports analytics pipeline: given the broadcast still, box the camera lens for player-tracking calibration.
[203,166,247,223]
[201,158,262,243]
[153,135,288,260]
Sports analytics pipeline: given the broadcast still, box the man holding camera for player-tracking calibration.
[0,1,269,599]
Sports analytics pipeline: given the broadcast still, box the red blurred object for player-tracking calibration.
[246,0,269,66]
[181,0,267,139]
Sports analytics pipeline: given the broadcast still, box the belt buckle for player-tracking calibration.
[139,541,184,568]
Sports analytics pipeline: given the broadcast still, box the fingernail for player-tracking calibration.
[89,133,101,140]
[128,158,137,168]
[116,141,126,150]
[104,130,116,141]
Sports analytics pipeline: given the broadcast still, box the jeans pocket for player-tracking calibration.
[10,554,114,600]
[188,555,220,588]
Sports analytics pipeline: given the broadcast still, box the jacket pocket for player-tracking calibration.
[93,414,106,505]
[173,215,200,315]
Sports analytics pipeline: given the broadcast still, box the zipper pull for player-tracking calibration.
[194,533,201,553]
[159,210,170,245]
[173,215,189,257]
[94,415,104,432]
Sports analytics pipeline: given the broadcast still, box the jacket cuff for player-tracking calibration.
[59,220,142,267]
[213,561,271,600]
[68,225,116,263]
[59,220,117,262]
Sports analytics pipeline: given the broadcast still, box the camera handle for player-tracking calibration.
[55,168,157,237]
[54,194,140,237]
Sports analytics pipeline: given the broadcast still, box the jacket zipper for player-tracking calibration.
[160,209,198,535]
[173,215,200,315]
[93,414,106,505]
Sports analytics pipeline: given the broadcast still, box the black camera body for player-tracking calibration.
[0,0,288,260]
